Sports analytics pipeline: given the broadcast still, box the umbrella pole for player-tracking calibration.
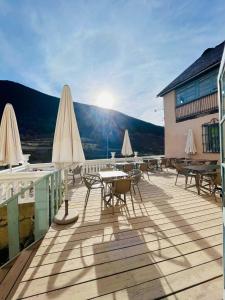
[54,167,79,225]
[65,169,69,215]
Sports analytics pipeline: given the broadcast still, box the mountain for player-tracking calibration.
[0,81,164,162]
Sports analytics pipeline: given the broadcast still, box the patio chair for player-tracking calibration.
[212,171,222,200]
[174,163,197,188]
[128,169,142,201]
[159,158,170,171]
[111,178,134,210]
[70,165,82,186]
[123,163,133,173]
[200,164,220,192]
[201,170,221,198]
[148,159,158,171]
[83,174,104,208]
[139,162,151,180]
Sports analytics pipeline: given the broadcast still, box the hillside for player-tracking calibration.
[0,81,164,162]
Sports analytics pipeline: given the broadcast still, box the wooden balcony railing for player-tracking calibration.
[175,92,218,122]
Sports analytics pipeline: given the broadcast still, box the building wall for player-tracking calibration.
[163,90,219,160]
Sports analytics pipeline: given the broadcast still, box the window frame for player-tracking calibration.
[176,68,218,107]
[202,118,220,153]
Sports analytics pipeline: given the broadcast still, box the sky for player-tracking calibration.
[0,0,225,126]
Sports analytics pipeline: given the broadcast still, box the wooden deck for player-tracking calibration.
[12,171,223,299]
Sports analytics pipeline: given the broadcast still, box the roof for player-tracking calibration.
[157,41,225,97]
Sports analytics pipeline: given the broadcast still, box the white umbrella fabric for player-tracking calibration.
[52,85,85,224]
[121,129,133,156]
[52,86,85,164]
[185,128,197,155]
[0,103,24,168]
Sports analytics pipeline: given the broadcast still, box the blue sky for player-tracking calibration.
[0,0,225,125]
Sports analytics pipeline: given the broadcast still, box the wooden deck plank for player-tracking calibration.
[13,245,222,298]
[41,212,221,247]
[164,276,223,300]
[30,231,222,268]
[11,171,223,300]
[50,197,219,229]
[34,220,222,256]
[13,260,222,300]
[22,236,222,281]
[45,202,220,238]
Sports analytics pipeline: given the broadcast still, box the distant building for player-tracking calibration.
[158,41,225,160]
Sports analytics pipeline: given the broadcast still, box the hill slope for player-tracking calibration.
[0,81,164,162]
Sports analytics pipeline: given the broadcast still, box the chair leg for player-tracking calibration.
[133,185,136,194]
[84,189,90,208]
[112,195,114,214]
[175,174,179,185]
[185,176,188,189]
[130,189,134,211]
[80,173,83,183]
[137,184,142,201]
[73,173,75,186]
[101,188,104,209]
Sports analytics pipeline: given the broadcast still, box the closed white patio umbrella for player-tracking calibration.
[121,129,133,157]
[0,103,24,169]
[52,85,85,224]
[185,128,197,156]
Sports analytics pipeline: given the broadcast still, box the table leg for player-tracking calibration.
[196,173,200,195]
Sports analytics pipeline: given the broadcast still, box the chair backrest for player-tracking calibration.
[175,163,186,174]
[73,165,82,175]
[161,158,167,165]
[139,163,148,172]
[214,171,221,187]
[83,174,101,189]
[149,159,157,165]
[123,164,133,173]
[129,169,141,176]
[131,171,142,185]
[113,178,131,194]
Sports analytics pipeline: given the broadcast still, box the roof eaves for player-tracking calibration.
[157,62,220,98]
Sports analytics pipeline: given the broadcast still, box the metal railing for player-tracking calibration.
[0,169,63,264]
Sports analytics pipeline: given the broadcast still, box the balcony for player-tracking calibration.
[175,92,218,122]
[5,161,222,300]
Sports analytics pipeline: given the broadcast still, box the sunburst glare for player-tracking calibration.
[96,91,115,109]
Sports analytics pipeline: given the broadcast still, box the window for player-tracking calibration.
[176,68,218,106]
[202,119,220,153]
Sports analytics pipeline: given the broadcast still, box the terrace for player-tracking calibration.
[1,160,222,300]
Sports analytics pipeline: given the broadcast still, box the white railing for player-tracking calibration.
[0,155,163,199]
[82,155,163,174]
[0,171,53,203]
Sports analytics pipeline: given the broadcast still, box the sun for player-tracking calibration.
[96,91,115,109]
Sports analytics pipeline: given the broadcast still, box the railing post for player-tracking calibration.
[7,196,20,259]
[58,170,62,205]
[55,171,59,211]
[34,177,50,240]
[50,174,55,222]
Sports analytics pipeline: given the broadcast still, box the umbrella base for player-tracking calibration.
[53,209,79,225]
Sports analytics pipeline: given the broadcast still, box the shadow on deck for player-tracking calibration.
[11,170,223,300]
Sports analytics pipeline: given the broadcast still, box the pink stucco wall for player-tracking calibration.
[163,90,219,160]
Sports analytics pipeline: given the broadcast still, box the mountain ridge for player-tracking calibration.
[0,80,164,162]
